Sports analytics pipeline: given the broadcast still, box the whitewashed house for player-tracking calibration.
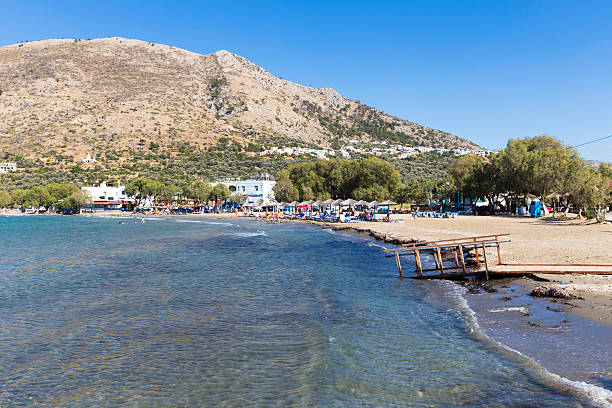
[0,162,17,173]
[235,179,276,204]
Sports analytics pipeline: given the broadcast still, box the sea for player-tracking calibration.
[0,215,610,407]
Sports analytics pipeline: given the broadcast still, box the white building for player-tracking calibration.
[0,162,17,173]
[234,179,276,204]
[81,181,136,210]
[81,153,96,163]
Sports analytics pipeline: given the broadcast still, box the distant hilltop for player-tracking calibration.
[0,37,481,167]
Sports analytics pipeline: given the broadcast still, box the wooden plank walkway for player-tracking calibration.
[490,264,612,275]
[383,233,612,280]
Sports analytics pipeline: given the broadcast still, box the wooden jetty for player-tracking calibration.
[384,233,612,280]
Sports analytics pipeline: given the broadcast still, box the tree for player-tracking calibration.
[210,183,230,212]
[431,176,457,209]
[46,182,78,204]
[0,190,11,208]
[157,184,178,205]
[565,163,610,219]
[448,154,487,201]
[395,179,431,208]
[353,157,402,200]
[23,186,52,208]
[210,183,230,201]
[10,189,26,206]
[183,180,212,205]
[277,157,401,201]
[125,177,160,206]
[353,184,387,201]
[57,190,92,211]
[273,170,299,202]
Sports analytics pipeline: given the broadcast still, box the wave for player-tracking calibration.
[174,219,234,225]
[439,280,612,408]
[232,230,267,238]
[366,241,393,250]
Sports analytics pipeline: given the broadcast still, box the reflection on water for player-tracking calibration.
[0,216,600,407]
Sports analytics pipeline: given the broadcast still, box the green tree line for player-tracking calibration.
[0,182,92,210]
[447,136,611,218]
[272,156,431,204]
[124,177,231,206]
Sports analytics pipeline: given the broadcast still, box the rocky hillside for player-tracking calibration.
[0,37,478,167]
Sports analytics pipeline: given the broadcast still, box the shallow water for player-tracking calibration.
[0,216,607,407]
[466,281,612,395]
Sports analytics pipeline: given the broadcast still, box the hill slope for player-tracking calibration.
[0,37,478,167]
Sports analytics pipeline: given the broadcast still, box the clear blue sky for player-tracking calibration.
[2,1,611,160]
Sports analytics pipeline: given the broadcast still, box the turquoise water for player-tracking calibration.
[0,215,606,407]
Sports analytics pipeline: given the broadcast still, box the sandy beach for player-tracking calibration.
[339,214,612,264]
[329,214,612,325]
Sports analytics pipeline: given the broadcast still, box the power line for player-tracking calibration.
[572,133,612,148]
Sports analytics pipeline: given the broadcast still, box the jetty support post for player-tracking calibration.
[433,249,440,271]
[458,244,467,273]
[473,237,481,268]
[481,242,489,280]
[495,235,502,265]
[453,250,459,267]
[394,250,403,280]
[414,247,423,277]
[436,245,444,276]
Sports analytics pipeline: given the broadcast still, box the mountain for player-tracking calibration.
[0,37,479,156]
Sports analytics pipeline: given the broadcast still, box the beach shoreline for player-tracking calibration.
[7,210,610,326]
[322,215,612,327]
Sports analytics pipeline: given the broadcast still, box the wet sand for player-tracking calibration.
[515,274,612,325]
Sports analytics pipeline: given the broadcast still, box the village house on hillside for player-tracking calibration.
[81,153,96,163]
[0,162,17,173]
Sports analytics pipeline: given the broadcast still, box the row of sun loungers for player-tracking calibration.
[415,211,459,218]
[282,213,401,223]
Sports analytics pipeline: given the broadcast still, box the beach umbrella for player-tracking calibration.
[380,200,397,218]
[368,200,381,220]
[319,198,334,215]
[311,200,323,215]
[330,199,343,216]
[354,200,370,217]
[341,199,357,220]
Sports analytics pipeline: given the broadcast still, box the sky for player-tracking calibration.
[2,1,611,160]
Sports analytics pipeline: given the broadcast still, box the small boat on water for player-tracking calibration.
[24,207,37,214]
